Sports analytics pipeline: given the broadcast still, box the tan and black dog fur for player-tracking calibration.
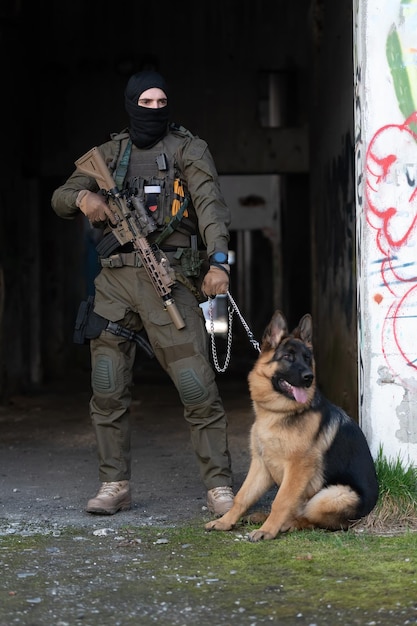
[206,310,379,542]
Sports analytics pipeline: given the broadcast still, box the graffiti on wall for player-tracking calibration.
[364,2,417,391]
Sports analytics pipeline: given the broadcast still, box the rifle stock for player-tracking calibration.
[75,147,185,330]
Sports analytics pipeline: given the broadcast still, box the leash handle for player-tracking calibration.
[208,291,261,374]
[226,291,261,353]
[208,297,234,373]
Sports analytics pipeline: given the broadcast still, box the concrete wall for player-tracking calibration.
[355,0,417,464]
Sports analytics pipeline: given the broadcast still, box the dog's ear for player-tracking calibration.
[261,310,288,350]
[295,314,313,345]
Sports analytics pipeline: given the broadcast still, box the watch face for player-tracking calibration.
[212,252,228,264]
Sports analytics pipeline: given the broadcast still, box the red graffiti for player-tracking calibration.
[365,113,417,378]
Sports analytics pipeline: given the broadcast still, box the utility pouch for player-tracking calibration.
[174,247,203,277]
[73,296,154,358]
[73,296,106,343]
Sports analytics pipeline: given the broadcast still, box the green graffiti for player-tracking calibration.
[386,27,415,121]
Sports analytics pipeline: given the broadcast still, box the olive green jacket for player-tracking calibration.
[51,126,230,258]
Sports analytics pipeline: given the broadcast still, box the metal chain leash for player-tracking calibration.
[208,290,261,373]
[208,297,234,372]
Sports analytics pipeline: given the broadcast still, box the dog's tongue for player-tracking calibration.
[292,386,308,403]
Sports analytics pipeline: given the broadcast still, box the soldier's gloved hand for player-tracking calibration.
[202,264,230,298]
[76,190,117,225]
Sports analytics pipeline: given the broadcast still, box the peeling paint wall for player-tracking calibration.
[354,0,417,464]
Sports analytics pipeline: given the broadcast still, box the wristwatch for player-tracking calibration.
[210,251,228,264]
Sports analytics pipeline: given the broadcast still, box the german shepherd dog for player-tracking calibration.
[206,310,379,542]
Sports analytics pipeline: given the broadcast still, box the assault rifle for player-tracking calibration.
[75,147,185,330]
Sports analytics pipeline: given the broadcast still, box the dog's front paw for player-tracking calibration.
[205,518,234,532]
[248,529,276,542]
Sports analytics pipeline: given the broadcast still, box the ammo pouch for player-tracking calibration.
[173,247,203,277]
[73,296,154,359]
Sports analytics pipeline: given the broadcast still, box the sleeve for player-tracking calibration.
[180,136,231,258]
[51,170,99,219]
[51,140,119,219]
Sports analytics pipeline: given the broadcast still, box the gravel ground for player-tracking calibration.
[0,363,276,626]
[0,363,255,532]
[1,363,416,626]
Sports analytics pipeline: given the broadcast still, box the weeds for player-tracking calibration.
[352,445,417,534]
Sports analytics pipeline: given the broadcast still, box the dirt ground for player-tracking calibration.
[2,358,417,626]
[0,357,258,532]
[0,356,289,626]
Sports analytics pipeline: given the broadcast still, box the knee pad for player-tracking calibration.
[92,354,117,395]
[178,368,209,405]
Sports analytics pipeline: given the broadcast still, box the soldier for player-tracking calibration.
[51,70,234,517]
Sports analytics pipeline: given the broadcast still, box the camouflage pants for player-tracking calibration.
[89,264,232,490]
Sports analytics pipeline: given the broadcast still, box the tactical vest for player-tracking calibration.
[114,124,199,247]
[96,126,207,289]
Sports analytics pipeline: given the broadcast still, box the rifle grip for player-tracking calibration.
[165,299,185,330]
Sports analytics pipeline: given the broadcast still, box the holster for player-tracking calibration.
[73,295,154,359]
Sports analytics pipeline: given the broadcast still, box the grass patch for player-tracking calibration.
[1,523,417,625]
[352,445,417,534]
[1,450,417,624]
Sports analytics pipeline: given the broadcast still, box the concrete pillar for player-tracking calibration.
[354,0,417,464]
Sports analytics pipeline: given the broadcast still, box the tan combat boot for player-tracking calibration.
[207,486,234,517]
[86,481,131,515]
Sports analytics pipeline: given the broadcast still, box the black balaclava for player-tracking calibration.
[124,70,170,149]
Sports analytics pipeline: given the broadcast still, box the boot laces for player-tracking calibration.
[97,481,126,497]
[210,486,233,500]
